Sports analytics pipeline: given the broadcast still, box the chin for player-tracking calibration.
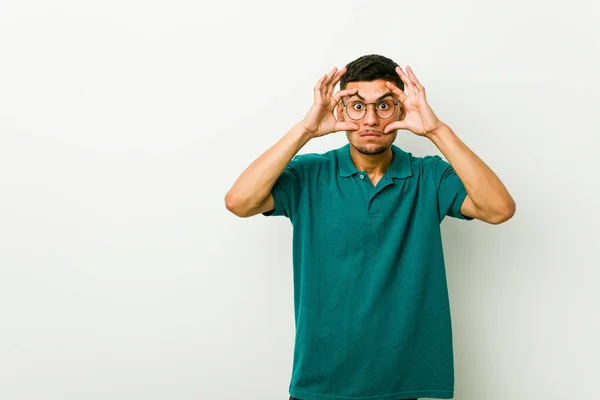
[347,133,395,155]
[351,142,389,155]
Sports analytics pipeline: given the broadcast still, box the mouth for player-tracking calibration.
[359,131,383,138]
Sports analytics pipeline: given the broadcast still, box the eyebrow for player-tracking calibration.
[349,92,394,102]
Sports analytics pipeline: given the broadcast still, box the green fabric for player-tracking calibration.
[264,143,473,400]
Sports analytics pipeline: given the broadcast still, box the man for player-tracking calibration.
[225,54,515,400]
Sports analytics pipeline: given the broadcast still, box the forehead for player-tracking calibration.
[344,79,391,99]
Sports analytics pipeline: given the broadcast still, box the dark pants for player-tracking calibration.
[290,397,417,400]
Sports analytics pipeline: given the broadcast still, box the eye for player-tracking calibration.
[378,101,392,110]
[351,102,365,111]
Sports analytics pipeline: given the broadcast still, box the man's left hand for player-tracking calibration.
[384,66,445,137]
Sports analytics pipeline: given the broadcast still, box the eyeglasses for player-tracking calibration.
[341,99,399,120]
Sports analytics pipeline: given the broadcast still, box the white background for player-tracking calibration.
[1,1,599,399]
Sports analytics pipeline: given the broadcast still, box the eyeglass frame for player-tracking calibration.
[340,98,401,120]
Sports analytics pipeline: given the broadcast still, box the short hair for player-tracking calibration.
[340,54,404,91]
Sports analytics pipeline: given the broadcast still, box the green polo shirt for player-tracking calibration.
[264,143,473,400]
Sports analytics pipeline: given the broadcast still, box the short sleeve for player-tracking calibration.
[431,155,474,222]
[262,156,305,220]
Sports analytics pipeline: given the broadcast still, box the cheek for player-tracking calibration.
[382,120,396,130]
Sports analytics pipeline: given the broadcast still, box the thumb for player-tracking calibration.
[384,121,407,134]
[335,122,359,132]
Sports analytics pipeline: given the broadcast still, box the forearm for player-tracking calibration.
[225,123,312,214]
[426,124,516,219]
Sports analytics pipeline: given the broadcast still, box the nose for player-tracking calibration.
[363,104,379,126]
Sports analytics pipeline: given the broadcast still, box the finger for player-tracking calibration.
[335,121,360,132]
[328,66,347,94]
[395,66,413,97]
[384,121,407,134]
[396,65,410,80]
[323,67,338,90]
[406,66,427,102]
[405,66,426,101]
[406,65,424,90]
[385,81,407,103]
[315,69,337,103]
[326,68,344,97]
[313,73,327,101]
[331,87,358,105]
[322,67,339,100]
[314,74,327,91]
[398,67,415,96]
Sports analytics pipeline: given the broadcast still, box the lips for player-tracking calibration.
[360,132,383,137]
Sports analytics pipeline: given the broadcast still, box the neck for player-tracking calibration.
[349,145,393,176]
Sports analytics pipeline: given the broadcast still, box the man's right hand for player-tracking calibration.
[299,67,360,138]
[225,66,359,218]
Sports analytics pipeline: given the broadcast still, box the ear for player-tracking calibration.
[336,103,345,121]
[398,103,406,121]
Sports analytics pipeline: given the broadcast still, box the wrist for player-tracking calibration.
[289,123,315,146]
[293,122,316,140]
[425,122,453,142]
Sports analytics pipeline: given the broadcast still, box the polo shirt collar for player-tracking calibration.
[338,143,412,179]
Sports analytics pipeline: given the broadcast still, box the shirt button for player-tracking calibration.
[359,174,364,179]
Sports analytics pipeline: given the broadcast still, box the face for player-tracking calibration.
[337,80,405,155]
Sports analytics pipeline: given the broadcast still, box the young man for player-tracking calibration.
[225,54,515,400]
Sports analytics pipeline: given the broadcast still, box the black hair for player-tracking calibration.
[340,54,404,91]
